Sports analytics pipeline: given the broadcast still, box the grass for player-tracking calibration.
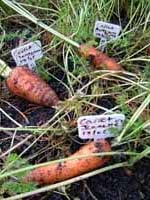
[0,0,150,199]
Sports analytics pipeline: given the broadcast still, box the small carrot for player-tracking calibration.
[23,139,111,185]
[79,44,123,71]
[0,4,123,71]
[6,66,59,107]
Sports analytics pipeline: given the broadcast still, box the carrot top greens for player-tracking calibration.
[0,0,150,199]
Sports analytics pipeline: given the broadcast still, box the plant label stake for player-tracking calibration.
[2,0,123,71]
[78,114,125,140]
[11,40,43,70]
[94,21,121,51]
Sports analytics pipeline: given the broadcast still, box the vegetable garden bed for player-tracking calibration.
[0,1,150,199]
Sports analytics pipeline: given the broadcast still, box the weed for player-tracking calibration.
[0,153,37,196]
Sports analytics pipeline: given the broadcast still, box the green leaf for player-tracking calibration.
[2,182,37,195]
[4,153,32,177]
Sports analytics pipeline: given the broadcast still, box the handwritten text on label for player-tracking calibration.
[78,114,125,140]
[11,40,43,70]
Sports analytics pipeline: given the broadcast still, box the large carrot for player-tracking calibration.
[79,44,123,71]
[23,139,111,185]
[6,66,59,107]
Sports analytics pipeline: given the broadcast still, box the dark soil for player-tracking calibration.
[1,87,150,200]
[18,159,150,200]
[0,30,150,200]
[70,159,150,200]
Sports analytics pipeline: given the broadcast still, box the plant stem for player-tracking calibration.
[0,59,12,78]
[0,151,139,180]
[117,93,150,142]
[2,0,80,48]
[3,162,128,200]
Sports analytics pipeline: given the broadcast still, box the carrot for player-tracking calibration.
[79,44,123,71]
[0,3,122,71]
[23,139,111,185]
[6,66,59,107]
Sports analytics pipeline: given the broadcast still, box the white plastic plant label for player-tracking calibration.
[94,21,121,51]
[11,40,43,70]
[78,114,125,140]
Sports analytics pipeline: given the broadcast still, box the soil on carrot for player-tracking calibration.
[1,56,149,200]
[41,159,150,200]
[1,85,150,200]
[1,14,150,199]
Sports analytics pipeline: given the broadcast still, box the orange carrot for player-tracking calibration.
[6,66,59,107]
[23,139,111,185]
[79,44,123,71]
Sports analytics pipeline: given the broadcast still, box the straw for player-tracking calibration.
[2,0,80,48]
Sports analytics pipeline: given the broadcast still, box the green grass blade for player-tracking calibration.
[117,93,150,142]
[2,0,80,48]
